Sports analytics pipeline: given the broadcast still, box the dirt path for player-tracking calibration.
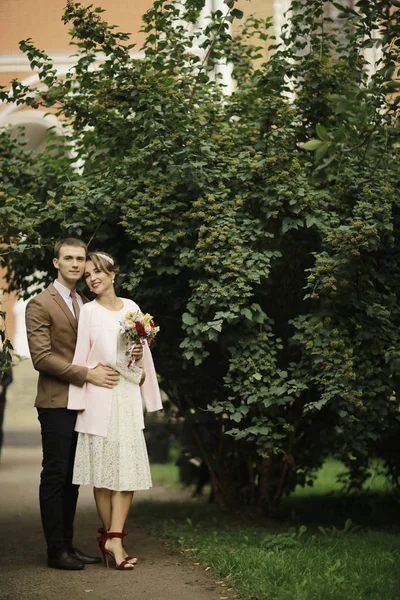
[0,362,234,600]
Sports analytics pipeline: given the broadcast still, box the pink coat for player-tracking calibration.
[68,298,163,436]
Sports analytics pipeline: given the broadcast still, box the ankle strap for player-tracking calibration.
[97,527,128,536]
[107,531,124,539]
[96,528,107,543]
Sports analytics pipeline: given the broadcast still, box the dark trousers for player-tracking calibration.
[0,392,6,454]
[37,408,79,558]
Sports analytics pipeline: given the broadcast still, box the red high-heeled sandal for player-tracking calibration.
[96,527,107,548]
[97,527,137,565]
[100,532,134,570]
[121,529,138,565]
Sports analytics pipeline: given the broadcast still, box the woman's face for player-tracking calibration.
[84,260,114,295]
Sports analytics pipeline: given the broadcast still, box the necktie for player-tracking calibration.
[70,290,80,321]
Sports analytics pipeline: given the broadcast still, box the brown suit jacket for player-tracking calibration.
[25,283,88,408]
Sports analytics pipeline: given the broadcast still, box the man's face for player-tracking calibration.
[53,245,86,287]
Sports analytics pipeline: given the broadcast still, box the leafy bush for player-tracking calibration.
[1,0,400,510]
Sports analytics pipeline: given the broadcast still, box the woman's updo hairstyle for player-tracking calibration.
[87,251,121,287]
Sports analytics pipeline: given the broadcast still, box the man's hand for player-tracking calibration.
[86,364,120,388]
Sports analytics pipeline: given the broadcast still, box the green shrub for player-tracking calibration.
[1,0,400,510]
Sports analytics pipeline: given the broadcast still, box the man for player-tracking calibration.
[25,238,120,570]
[0,350,13,459]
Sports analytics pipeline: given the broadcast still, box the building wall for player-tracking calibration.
[233,0,277,64]
[0,0,152,52]
[0,0,153,87]
[235,0,275,30]
[0,0,277,81]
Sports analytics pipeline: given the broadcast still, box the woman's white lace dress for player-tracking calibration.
[72,306,152,491]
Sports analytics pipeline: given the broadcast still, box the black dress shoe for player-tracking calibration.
[70,547,102,564]
[47,551,85,570]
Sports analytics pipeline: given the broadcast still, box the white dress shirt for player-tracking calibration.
[53,280,84,316]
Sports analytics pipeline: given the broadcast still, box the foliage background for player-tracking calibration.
[1,0,399,510]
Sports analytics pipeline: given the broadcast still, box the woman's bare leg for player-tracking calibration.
[105,490,134,568]
[93,487,112,530]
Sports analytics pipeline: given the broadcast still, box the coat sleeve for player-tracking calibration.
[68,305,92,411]
[141,340,163,413]
[126,298,163,413]
[25,296,88,387]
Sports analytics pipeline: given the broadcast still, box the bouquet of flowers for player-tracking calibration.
[120,311,160,367]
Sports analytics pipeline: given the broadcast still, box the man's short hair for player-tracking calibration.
[54,238,87,259]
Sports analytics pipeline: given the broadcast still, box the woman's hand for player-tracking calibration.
[132,344,143,361]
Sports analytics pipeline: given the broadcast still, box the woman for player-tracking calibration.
[68,252,162,570]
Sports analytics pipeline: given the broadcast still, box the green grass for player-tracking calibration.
[149,441,182,488]
[134,500,400,600]
[279,460,397,530]
[190,530,400,600]
[151,457,392,495]
[294,459,392,496]
[150,461,180,488]
[138,459,400,600]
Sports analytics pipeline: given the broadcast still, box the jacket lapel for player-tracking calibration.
[47,283,78,333]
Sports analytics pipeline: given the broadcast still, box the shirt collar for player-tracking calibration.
[54,279,79,300]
